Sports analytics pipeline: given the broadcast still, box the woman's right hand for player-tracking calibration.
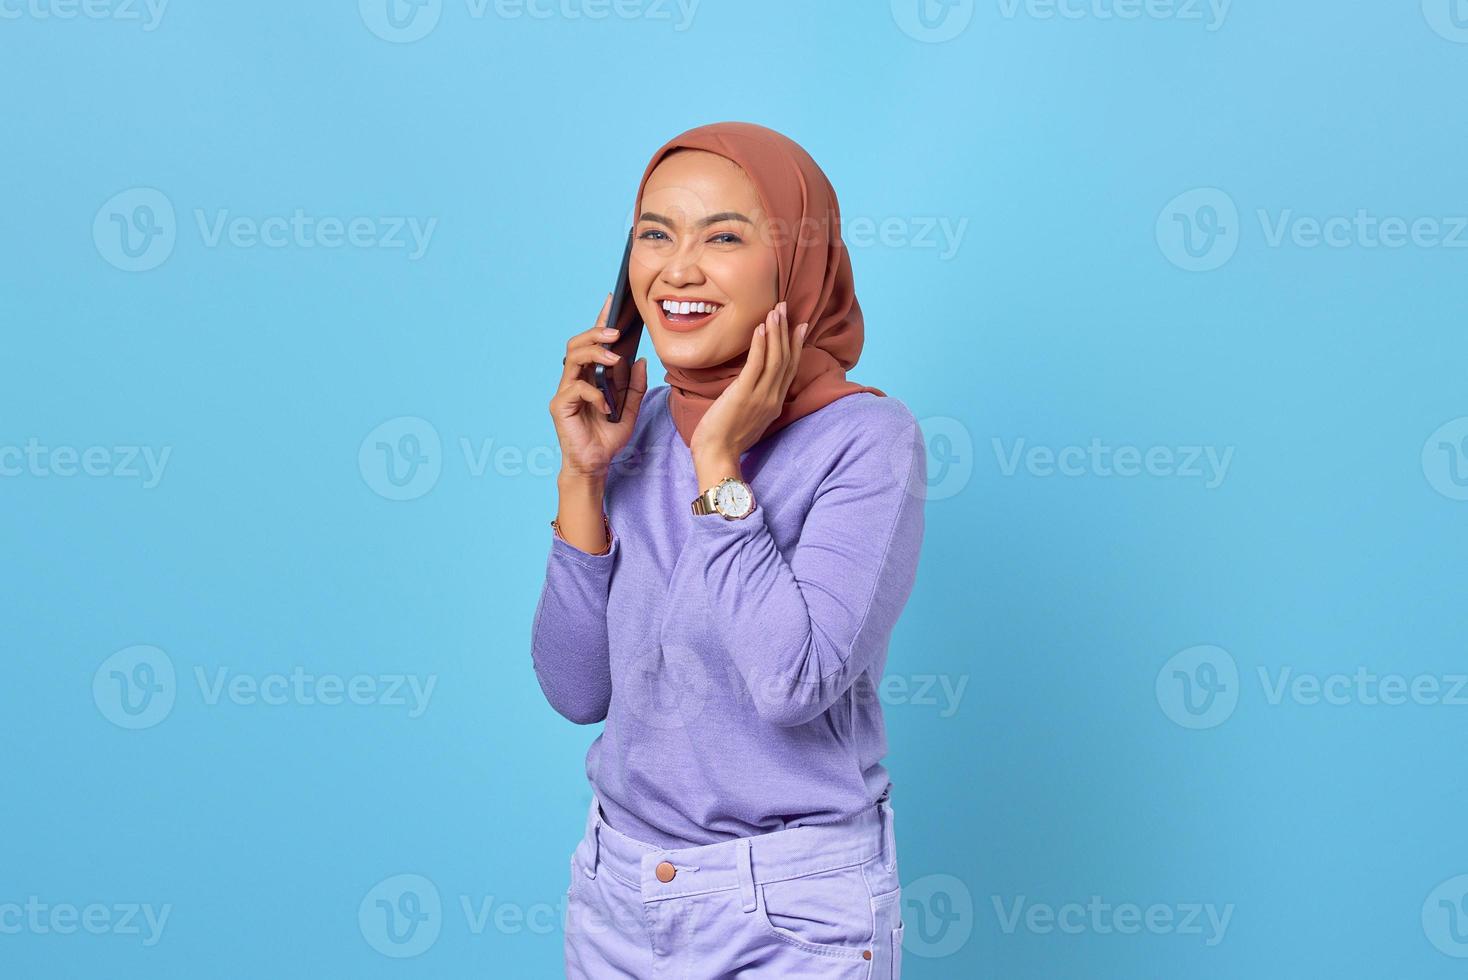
[549,294,648,483]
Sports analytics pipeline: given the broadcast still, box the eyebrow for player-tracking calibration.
[638,211,753,229]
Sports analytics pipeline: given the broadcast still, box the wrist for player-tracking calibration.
[557,470,607,496]
[692,452,742,490]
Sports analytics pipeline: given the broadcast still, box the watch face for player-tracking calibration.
[715,480,753,518]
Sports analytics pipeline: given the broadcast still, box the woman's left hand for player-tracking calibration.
[689,301,808,482]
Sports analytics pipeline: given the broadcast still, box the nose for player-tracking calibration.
[660,238,707,287]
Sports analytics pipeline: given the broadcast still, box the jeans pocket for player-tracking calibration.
[756,862,875,959]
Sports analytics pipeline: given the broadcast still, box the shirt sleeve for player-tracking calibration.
[528,529,619,725]
[686,405,927,727]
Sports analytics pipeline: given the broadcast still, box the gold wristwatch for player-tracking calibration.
[691,477,756,520]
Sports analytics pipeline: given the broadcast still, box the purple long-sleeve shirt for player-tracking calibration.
[530,384,926,849]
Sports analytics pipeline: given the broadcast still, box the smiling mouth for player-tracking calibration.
[656,298,724,332]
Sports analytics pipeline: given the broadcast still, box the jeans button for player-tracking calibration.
[655,861,677,883]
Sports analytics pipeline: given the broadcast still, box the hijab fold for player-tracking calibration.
[628,122,885,448]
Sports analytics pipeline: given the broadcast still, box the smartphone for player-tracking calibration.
[590,230,645,422]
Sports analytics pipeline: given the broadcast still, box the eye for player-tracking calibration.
[709,232,743,245]
[637,228,671,242]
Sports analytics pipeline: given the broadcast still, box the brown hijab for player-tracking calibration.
[628,121,885,448]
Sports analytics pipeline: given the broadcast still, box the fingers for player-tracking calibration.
[755,301,801,401]
[617,357,650,427]
[785,317,808,390]
[561,293,622,385]
[735,311,772,391]
[768,302,788,381]
[550,378,610,419]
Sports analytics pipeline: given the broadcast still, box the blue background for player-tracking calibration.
[4,1,1467,976]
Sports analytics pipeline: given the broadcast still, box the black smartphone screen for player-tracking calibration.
[591,231,645,422]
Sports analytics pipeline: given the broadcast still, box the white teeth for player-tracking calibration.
[662,300,721,315]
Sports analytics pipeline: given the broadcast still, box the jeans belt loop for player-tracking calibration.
[736,838,757,913]
[881,798,897,872]
[585,802,602,880]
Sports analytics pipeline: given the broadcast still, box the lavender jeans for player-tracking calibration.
[564,788,905,978]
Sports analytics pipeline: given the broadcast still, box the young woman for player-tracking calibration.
[533,121,926,978]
